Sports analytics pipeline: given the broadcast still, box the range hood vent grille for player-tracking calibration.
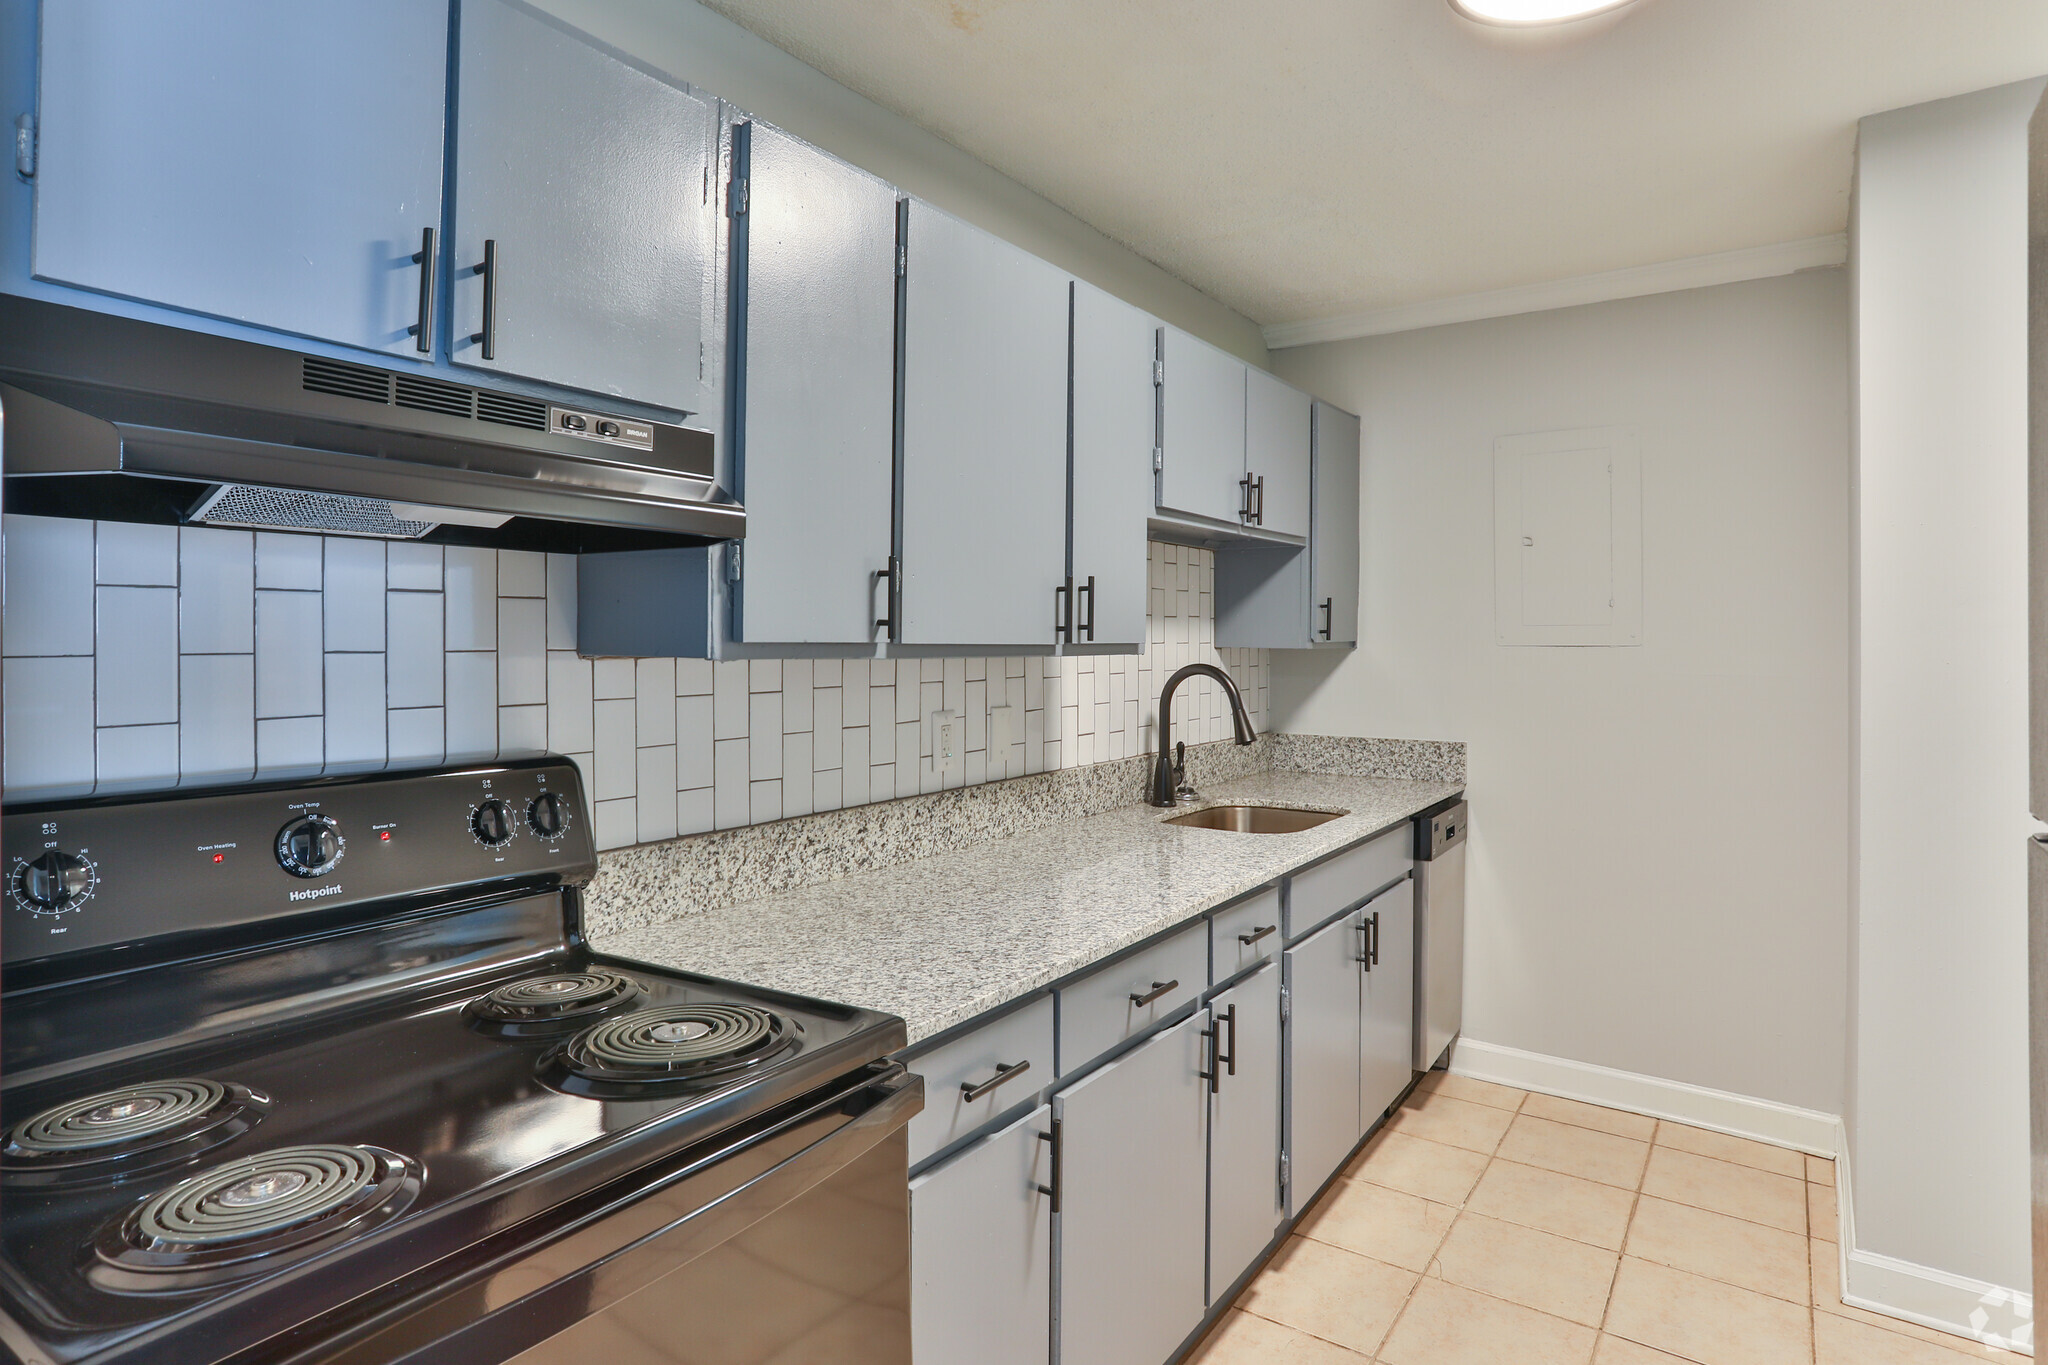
[475,391,547,431]
[301,356,392,405]
[190,484,438,539]
[393,373,474,419]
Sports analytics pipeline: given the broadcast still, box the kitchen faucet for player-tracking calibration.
[1150,663,1257,807]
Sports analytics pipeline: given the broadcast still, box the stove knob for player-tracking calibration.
[276,815,344,878]
[471,799,514,847]
[527,791,569,840]
[15,851,92,910]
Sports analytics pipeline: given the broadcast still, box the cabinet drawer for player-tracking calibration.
[1211,887,1282,983]
[1057,922,1206,1074]
[905,995,1056,1166]
[1286,826,1410,938]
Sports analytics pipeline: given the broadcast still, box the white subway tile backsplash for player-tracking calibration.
[96,587,179,726]
[4,656,95,795]
[96,521,178,586]
[7,535,1265,846]
[98,723,180,793]
[178,654,255,784]
[3,517,94,657]
[177,528,255,653]
[496,598,547,705]
[256,532,323,590]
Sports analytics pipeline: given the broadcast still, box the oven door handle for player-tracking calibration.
[304,1065,923,1365]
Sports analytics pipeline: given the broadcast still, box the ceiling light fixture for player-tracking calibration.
[1449,0,1638,25]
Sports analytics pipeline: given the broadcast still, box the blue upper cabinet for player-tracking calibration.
[450,0,718,415]
[28,0,449,356]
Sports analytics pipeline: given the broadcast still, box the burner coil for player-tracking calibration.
[557,1004,799,1086]
[4,1079,266,1185]
[464,970,643,1035]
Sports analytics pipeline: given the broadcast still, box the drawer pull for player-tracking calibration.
[1237,924,1276,947]
[959,1059,1031,1103]
[1130,979,1179,1008]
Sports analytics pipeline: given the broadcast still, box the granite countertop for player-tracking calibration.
[594,771,1462,1047]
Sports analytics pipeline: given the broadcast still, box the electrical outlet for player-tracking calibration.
[929,709,961,777]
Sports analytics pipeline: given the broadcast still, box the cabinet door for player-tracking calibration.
[452,0,716,412]
[910,1105,1053,1365]
[1157,327,1247,525]
[1054,1011,1208,1365]
[1360,880,1416,1126]
[1245,369,1312,539]
[1284,910,1362,1212]
[32,0,447,355]
[1209,963,1283,1302]
[1068,281,1154,650]
[898,201,1069,647]
[729,123,898,645]
[1310,401,1361,645]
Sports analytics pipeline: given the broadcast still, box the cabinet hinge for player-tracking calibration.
[896,242,907,278]
[1279,1150,1290,1199]
[726,542,742,583]
[1153,358,1164,387]
[13,113,33,180]
[1152,446,1164,473]
[1280,983,1290,1023]
[733,175,748,216]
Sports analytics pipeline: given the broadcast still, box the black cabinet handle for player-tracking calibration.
[1079,575,1096,641]
[1219,1003,1237,1077]
[1130,979,1179,1008]
[960,1059,1031,1103]
[1239,472,1255,522]
[1319,598,1333,640]
[471,238,498,359]
[1238,923,1276,947]
[1200,1003,1240,1094]
[1055,578,1072,643]
[1253,474,1266,525]
[1356,917,1372,968]
[1036,1123,1062,1211]
[1369,910,1381,966]
[875,557,900,637]
[409,226,435,353]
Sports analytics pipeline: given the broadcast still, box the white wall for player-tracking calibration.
[1268,271,1852,1116]
[1847,78,2041,1311]
[525,0,1267,365]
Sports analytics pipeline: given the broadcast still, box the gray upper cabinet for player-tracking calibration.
[1067,281,1155,651]
[909,1105,1052,1365]
[1284,909,1363,1212]
[1208,962,1284,1302]
[1156,326,1248,525]
[451,0,717,413]
[1359,879,1415,1126]
[728,122,898,645]
[1054,1009,1209,1365]
[1311,401,1361,645]
[898,201,1069,648]
[1245,368,1312,539]
[31,0,448,355]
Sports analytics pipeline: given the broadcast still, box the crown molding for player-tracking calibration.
[1262,233,1849,350]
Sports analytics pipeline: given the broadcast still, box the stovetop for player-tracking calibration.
[0,761,907,1365]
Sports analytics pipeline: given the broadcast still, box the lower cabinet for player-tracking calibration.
[909,1105,1053,1365]
[1284,908,1363,1211]
[1360,879,1416,1126]
[1207,962,1283,1302]
[1053,1010,1209,1365]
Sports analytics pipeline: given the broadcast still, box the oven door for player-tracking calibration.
[294,1065,921,1365]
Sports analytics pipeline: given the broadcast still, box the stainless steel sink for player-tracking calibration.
[1163,804,1348,833]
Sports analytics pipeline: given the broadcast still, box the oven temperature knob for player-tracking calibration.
[527,792,569,841]
[470,799,515,847]
[276,814,344,878]
[13,850,95,913]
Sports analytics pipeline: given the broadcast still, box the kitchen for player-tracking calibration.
[0,1,2036,1364]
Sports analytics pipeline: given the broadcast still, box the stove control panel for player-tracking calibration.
[2,759,596,966]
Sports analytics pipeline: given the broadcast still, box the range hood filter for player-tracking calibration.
[189,484,512,540]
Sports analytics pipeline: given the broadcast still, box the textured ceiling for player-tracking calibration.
[694,0,2048,329]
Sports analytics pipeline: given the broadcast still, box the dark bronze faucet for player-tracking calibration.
[1150,663,1257,807]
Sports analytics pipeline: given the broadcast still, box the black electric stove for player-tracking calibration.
[0,759,919,1365]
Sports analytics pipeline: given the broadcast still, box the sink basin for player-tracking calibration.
[1163,804,1348,833]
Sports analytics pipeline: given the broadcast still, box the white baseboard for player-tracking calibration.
[1450,1038,2033,1356]
[1448,1037,1839,1154]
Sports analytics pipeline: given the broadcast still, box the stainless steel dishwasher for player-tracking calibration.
[1413,800,1469,1071]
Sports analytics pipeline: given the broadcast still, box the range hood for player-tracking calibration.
[0,294,742,551]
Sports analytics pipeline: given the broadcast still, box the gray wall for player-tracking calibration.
[527,0,1269,365]
[1268,270,1853,1118]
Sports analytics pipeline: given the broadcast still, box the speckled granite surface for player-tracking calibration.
[581,734,1458,939]
[593,770,1460,1046]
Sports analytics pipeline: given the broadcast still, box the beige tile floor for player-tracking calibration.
[1186,1073,2026,1365]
